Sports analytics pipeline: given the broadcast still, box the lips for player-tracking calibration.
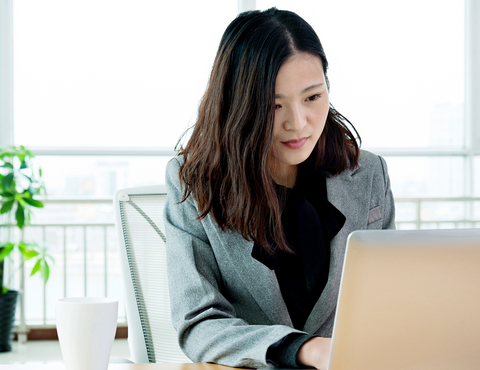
[281,137,308,149]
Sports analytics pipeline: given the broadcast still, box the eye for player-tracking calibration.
[274,104,282,109]
[306,94,321,102]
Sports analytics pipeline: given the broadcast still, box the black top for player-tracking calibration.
[252,164,346,367]
[252,165,346,329]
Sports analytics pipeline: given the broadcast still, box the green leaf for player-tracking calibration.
[41,261,50,283]
[17,241,26,249]
[0,242,15,249]
[2,172,14,190]
[0,199,15,214]
[29,256,50,284]
[20,160,27,169]
[23,196,44,208]
[39,185,47,197]
[30,259,41,276]
[15,194,26,207]
[26,186,36,196]
[15,202,25,229]
[17,242,27,254]
[0,151,16,159]
[0,244,15,260]
[1,286,8,294]
[22,249,39,260]
[18,242,39,260]
[21,173,33,183]
[39,168,42,177]
[0,162,14,169]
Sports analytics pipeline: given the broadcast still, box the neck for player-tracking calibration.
[270,161,298,188]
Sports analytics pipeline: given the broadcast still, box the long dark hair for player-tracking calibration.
[177,8,360,253]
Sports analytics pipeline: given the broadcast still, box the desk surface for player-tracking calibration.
[0,364,236,370]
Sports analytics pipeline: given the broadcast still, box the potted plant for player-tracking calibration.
[0,145,52,352]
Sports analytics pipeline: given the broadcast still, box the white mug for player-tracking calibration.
[56,297,118,370]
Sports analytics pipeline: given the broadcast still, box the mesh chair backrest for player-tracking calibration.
[118,192,190,363]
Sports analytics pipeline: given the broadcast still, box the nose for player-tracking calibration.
[283,104,306,132]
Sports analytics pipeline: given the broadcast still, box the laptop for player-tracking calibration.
[329,228,480,370]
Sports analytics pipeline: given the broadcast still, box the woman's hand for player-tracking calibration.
[296,336,332,369]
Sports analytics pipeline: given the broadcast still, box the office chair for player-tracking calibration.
[113,185,191,363]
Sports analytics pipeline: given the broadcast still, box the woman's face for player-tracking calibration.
[270,52,329,184]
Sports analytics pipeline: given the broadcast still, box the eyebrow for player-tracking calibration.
[275,83,324,99]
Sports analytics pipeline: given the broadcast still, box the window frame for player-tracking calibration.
[2,0,480,335]
[1,0,479,189]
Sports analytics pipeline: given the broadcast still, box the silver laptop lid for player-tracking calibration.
[329,229,480,370]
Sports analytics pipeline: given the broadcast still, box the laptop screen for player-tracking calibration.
[329,229,480,370]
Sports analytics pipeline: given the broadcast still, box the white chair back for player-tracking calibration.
[113,185,190,363]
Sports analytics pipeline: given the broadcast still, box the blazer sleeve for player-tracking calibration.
[379,155,396,230]
[163,158,301,368]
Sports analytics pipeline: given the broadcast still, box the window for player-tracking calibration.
[13,0,236,148]
[1,0,479,328]
[258,0,465,150]
[255,0,479,230]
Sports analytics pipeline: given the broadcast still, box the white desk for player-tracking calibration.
[0,363,236,370]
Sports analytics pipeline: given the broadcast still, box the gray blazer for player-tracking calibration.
[164,150,395,368]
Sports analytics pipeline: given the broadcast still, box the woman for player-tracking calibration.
[164,8,395,370]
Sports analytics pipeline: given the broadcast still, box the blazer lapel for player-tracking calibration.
[303,164,361,334]
[207,162,367,333]
[213,227,293,327]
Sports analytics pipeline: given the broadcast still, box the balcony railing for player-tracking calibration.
[1,196,479,337]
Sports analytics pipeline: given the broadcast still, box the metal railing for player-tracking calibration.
[0,197,125,335]
[1,196,479,336]
[0,222,123,326]
[395,197,480,229]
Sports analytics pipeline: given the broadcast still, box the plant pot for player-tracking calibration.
[0,290,19,352]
